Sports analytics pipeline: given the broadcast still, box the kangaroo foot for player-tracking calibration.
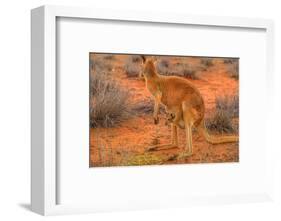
[166,153,179,161]
[146,144,178,152]
[177,151,193,159]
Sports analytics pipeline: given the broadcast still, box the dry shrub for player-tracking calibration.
[206,95,239,133]
[206,110,236,133]
[90,73,131,128]
[103,54,115,60]
[223,58,236,64]
[124,55,142,77]
[201,58,214,68]
[156,59,170,75]
[224,58,239,79]
[90,55,113,73]
[159,59,169,68]
[156,59,199,79]
[181,63,198,79]
[216,95,239,118]
[124,63,141,77]
[131,55,143,63]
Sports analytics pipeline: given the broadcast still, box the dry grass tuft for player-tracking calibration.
[90,73,131,128]
[201,58,214,68]
[216,95,239,118]
[206,110,236,133]
[206,95,239,133]
[121,152,163,166]
[90,55,113,74]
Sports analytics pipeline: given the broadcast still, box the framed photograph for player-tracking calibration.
[89,53,239,167]
[31,5,274,215]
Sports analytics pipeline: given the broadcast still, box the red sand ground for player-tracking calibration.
[90,55,239,167]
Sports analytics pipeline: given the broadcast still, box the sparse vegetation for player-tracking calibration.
[216,95,239,118]
[206,95,239,133]
[124,55,142,77]
[156,59,170,75]
[181,63,198,79]
[156,59,200,79]
[227,62,239,79]
[90,72,131,128]
[92,148,165,167]
[131,55,143,63]
[206,109,236,133]
[201,58,214,68]
[103,54,115,60]
[223,58,236,64]
[224,58,239,79]
[121,152,163,166]
[90,55,112,73]
[159,59,169,68]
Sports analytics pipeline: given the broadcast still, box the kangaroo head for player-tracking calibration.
[141,56,158,79]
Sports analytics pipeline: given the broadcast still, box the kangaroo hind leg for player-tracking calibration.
[178,102,195,158]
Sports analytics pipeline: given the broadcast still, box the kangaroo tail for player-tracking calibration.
[197,121,238,144]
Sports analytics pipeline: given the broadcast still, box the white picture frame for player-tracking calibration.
[31,5,275,216]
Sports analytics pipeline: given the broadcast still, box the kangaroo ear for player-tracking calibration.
[140,55,146,63]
